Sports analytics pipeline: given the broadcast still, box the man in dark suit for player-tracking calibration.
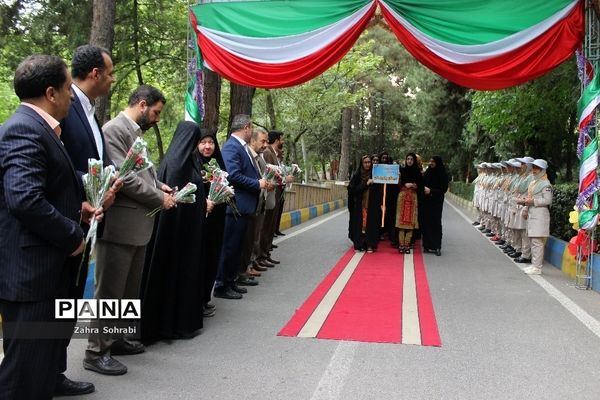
[262,131,291,262]
[238,127,272,284]
[56,44,117,395]
[84,85,175,375]
[62,44,115,175]
[0,55,99,399]
[214,115,269,300]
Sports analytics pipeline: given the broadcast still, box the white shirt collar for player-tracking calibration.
[231,133,247,148]
[71,84,94,115]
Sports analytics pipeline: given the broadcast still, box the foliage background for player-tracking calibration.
[0,1,583,186]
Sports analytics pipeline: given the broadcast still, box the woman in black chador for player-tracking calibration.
[140,121,209,342]
[421,155,449,256]
[347,155,382,252]
[196,127,226,318]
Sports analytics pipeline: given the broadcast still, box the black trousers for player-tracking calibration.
[57,249,89,376]
[0,297,70,400]
[215,214,249,290]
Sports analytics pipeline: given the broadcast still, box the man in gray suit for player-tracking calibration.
[84,85,176,375]
[239,127,274,283]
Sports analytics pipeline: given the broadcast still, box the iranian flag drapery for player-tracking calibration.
[575,59,600,228]
[379,0,584,90]
[189,0,377,88]
[190,0,584,90]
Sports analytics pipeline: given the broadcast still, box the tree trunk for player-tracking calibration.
[90,0,116,126]
[227,82,256,137]
[266,89,277,130]
[352,106,362,157]
[338,107,352,181]
[565,111,577,182]
[202,68,221,133]
[130,0,164,162]
[291,128,307,166]
[378,98,385,152]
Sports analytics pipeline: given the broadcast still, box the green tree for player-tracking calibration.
[466,59,579,182]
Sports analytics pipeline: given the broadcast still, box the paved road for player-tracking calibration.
[58,199,600,399]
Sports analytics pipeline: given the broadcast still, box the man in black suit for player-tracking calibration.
[214,115,270,300]
[55,44,119,391]
[0,55,100,399]
[62,44,115,175]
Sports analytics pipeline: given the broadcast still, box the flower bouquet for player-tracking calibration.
[204,161,239,216]
[82,159,116,246]
[146,182,198,217]
[279,163,302,200]
[281,163,302,188]
[202,158,222,182]
[119,137,153,180]
[263,163,282,185]
[77,158,116,283]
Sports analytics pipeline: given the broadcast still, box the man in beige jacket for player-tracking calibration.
[84,85,176,375]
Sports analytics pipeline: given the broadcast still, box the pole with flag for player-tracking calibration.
[185,6,204,124]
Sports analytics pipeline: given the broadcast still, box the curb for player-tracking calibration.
[447,192,600,293]
[279,199,347,231]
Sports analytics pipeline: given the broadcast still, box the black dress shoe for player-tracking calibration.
[111,340,145,356]
[266,256,280,264]
[271,244,278,249]
[495,240,505,245]
[176,329,202,339]
[514,256,531,263]
[483,229,492,234]
[237,277,259,286]
[478,226,486,231]
[54,375,95,396]
[252,262,268,272]
[485,232,495,237]
[258,259,275,268]
[276,231,286,236]
[203,307,216,317]
[83,355,127,376]
[472,221,480,225]
[231,284,248,294]
[213,288,243,299]
[509,251,522,258]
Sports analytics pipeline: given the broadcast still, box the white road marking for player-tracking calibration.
[309,341,358,400]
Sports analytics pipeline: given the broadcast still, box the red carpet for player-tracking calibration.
[278,242,441,346]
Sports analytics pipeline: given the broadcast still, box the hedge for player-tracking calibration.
[449,181,578,242]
